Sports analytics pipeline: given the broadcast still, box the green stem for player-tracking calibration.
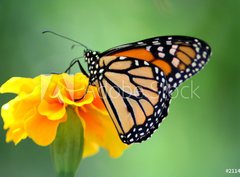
[51,106,84,177]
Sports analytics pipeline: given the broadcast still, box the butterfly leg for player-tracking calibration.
[74,83,91,102]
[64,58,89,77]
[62,57,90,102]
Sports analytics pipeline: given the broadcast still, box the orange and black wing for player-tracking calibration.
[96,56,170,144]
[101,36,212,93]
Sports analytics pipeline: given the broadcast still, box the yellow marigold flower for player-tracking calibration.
[0,73,127,158]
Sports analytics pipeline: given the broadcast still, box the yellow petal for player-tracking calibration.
[78,103,128,158]
[82,140,99,158]
[3,99,35,144]
[63,90,94,107]
[0,77,36,94]
[38,100,66,120]
[6,126,28,145]
[59,74,94,107]
[1,73,128,158]
[36,75,61,102]
[25,110,66,146]
[2,95,39,144]
[1,102,15,129]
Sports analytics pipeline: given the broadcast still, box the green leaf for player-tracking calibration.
[51,106,84,177]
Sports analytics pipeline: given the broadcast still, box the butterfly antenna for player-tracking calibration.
[42,30,89,50]
[71,44,82,50]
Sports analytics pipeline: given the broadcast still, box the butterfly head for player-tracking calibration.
[84,50,101,63]
[84,49,101,84]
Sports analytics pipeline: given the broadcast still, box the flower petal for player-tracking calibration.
[1,73,128,158]
[2,99,34,144]
[1,102,15,130]
[0,77,36,94]
[6,125,28,145]
[38,100,66,120]
[25,110,66,146]
[83,140,99,158]
[78,103,128,158]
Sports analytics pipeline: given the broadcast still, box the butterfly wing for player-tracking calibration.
[95,56,170,144]
[91,36,211,144]
[101,36,212,93]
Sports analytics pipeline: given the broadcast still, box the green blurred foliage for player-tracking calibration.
[0,0,240,177]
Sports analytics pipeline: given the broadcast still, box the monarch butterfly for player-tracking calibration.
[43,31,212,144]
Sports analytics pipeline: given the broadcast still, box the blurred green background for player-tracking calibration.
[0,0,240,177]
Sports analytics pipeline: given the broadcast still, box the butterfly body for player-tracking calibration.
[83,36,211,144]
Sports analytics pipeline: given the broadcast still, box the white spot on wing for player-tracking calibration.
[175,73,181,79]
[127,133,131,138]
[153,41,161,45]
[144,61,149,65]
[203,51,207,58]
[168,77,173,82]
[99,68,104,73]
[135,60,139,66]
[170,49,176,55]
[119,56,126,60]
[157,46,164,51]
[172,57,180,67]
[146,46,151,51]
[197,54,201,59]
[172,45,178,49]
[166,41,172,45]
[158,52,165,58]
